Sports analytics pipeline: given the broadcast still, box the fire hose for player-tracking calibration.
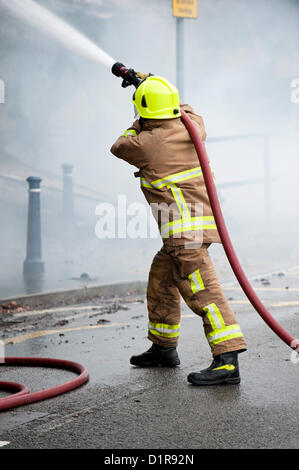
[0,357,89,411]
[179,108,299,352]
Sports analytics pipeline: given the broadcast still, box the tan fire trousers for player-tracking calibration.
[147,244,247,357]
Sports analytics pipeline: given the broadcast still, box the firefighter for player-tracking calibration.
[110,75,247,386]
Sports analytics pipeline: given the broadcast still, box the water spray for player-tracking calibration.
[0,0,115,68]
[111,62,299,354]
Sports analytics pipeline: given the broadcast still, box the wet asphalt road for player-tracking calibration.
[0,267,299,450]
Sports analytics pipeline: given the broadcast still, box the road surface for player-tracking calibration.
[0,266,298,450]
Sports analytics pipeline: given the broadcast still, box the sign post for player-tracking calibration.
[173,0,198,101]
[176,17,184,101]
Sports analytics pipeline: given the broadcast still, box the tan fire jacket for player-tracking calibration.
[110,104,220,246]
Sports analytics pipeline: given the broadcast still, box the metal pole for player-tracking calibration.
[176,17,184,101]
[23,176,45,292]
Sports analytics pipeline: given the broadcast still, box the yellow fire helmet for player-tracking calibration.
[132,75,181,120]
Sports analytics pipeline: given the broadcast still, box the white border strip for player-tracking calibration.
[0,441,10,447]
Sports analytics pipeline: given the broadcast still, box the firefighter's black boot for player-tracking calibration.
[130,343,180,367]
[187,351,240,385]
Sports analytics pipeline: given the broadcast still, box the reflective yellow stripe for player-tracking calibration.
[188,269,205,293]
[140,166,203,189]
[140,167,217,190]
[140,167,217,239]
[121,129,137,137]
[212,365,236,371]
[167,182,191,220]
[162,216,216,231]
[148,321,180,338]
[163,224,217,238]
[203,303,226,330]
[206,324,244,346]
[149,329,180,338]
[140,178,152,188]
[160,217,217,238]
[140,177,154,188]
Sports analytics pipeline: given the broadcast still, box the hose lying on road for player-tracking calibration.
[180,108,299,352]
[0,357,89,412]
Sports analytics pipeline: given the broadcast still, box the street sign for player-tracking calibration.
[173,0,198,19]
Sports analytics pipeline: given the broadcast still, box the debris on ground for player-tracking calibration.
[54,319,69,327]
[254,277,271,286]
[1,301,30,314]
[0,290,144,316]
[70,272,99,282]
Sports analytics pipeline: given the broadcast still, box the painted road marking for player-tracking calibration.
[270,301,299,308]
[12,304,107,319]
[11,297,140,319]
[223,286,299,292]
[229,300,299,307]
[3,314,199,346]
[0,441,10,447]
[3,322,129,345]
